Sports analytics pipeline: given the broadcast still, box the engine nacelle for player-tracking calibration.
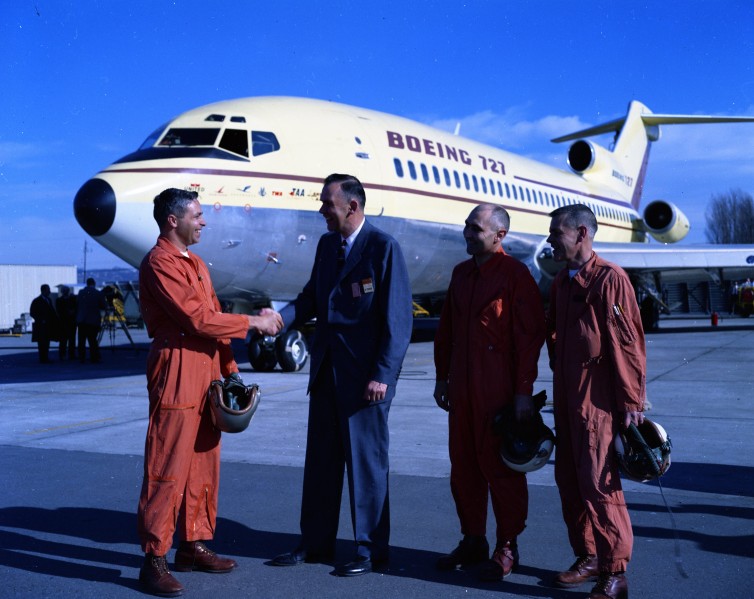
[567,139,621,175]
[642,200,690,243]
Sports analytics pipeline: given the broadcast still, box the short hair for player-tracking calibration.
[40,284,50,293]
[323,173,366,209]
[550,204,598,238]
[474,203,510,232]
[153,188,198,228]
[86,277,96,286]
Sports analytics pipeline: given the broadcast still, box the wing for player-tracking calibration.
[594,242,754,284]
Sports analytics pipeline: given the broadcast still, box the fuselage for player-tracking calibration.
[74,96,646,307]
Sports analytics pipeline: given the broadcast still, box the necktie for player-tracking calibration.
[336,239,347,273]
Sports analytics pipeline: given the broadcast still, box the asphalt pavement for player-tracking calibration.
[1,315,753,598]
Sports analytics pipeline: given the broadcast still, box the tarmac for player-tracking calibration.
[1,314,753,598]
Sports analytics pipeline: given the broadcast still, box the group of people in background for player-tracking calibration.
[29,277,107,364]
[134,179,644,599]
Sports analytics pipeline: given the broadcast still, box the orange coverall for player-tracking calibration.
[546,252,646,574]
[435,249,545,542]
[137,236,249,556]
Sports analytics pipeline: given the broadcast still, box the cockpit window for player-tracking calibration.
[159,128,220,147]
[252,131,280,156]
[139,123,169,150]
[205,114,225,122]
[132,124,279,161]
[219,128,249,157]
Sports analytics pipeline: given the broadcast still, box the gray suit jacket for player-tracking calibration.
[281,220,413,403]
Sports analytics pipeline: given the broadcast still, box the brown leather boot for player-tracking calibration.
[139,553,184,597]
[588,572,628,599]
[174,541,237,573]
[554,555,599,588]
[479,539,519,581]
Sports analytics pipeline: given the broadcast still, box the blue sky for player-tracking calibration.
[3,1,754,269]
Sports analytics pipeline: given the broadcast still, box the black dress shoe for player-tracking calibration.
[334,555,389,577]
[271,547,331,567]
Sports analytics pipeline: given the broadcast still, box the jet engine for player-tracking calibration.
[642,200,690,243]
[567,140,619,175]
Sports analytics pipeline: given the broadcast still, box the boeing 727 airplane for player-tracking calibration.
[73,97,754,371]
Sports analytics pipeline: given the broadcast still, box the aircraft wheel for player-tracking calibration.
[248,336,278,371]
[275,329,309,372]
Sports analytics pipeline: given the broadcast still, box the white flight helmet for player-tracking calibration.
[615,418,672,482]
[499,415,555,473]
[494,391,555,473]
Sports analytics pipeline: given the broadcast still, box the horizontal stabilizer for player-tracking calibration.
[552,112,754,143]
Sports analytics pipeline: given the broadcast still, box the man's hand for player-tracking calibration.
[434,380,449,412]
[364,380,388,403]
[248,309,283,336]
[513,393,534,421]
[623,410,645,430]
[227,372,244,384]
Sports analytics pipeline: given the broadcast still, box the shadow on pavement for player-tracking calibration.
[654,462,754,497]
[0,504,577,598]
[0,346,149,383]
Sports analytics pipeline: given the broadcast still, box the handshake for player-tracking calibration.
[247,308,284,336]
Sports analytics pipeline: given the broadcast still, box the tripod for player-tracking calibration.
[98,306,135,349]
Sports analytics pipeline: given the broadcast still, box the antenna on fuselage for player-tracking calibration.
[453,122,461,136]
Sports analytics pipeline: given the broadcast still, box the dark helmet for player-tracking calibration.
[208,377,261,433]
[494,391,555,473]
[614,418,672,482]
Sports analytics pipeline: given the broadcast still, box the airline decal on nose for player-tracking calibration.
[386,130,506,175]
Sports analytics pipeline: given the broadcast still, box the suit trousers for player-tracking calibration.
[35,329,52,363]
[299,356,391,560]
[78,323,101,362]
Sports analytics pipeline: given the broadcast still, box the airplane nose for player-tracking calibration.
[74,178,116,237]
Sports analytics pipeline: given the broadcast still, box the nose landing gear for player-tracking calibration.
[247,329,309,372]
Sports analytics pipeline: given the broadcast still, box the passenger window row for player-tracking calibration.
[392,157,634,224]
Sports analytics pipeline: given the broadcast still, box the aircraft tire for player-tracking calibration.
[275,329,309,372]
[248,337,278,372]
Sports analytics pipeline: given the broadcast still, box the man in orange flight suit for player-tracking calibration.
[434,203,545,582]
[137,188,283,597]
[546,204,645,599]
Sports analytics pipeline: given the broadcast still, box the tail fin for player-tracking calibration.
[552,101,754,210]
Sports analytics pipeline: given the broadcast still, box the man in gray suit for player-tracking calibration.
[273,173,413,576]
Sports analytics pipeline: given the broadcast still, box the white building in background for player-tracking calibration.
[0,265,77,332]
